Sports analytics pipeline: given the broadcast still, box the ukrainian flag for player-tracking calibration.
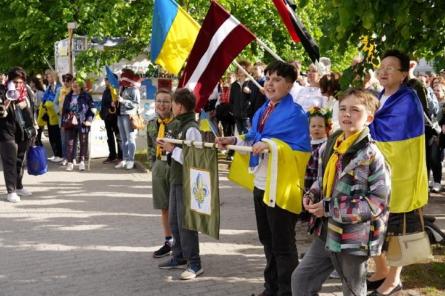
[228,139,310,214]
[105,66,119,102]
[228,94,311,214]
[370,86,428,213]
[151,0,200,75]
[199,111,219,136]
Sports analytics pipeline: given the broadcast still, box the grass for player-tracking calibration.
[402,245,445,295]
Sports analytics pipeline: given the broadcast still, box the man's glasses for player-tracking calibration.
[376,66,402,75]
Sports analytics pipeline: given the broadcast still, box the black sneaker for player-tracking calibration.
[158,258,187,270]
[153,241,171,258]
[103,157,116,164]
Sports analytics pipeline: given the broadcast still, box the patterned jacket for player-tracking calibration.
[310,128,390,257]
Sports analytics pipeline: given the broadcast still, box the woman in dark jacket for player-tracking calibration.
[62,79,94,172]
[0,67,36,202]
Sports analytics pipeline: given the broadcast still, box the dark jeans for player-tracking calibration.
[65,128,88,163]
[104,116,122,160]
[235,117,250,135]
[426,136,443,183]
[35,127,44,146]
[0,139,29,193]
[48,124,62,157]
[253,187,299,296]
[169,184,201,268]
[220,120,234,137]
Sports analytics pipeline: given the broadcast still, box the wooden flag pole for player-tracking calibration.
[158,137,269,153]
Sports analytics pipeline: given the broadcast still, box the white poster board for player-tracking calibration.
[89,117,109,159]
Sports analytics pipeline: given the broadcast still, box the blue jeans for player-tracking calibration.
[117,115,137,161]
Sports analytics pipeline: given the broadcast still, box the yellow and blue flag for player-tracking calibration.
[199,111,219,136]
[151,0,200,75]
[105,65,119,103]
[370,86,428,213]
[228,95,311,214]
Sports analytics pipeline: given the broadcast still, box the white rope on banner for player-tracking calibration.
[158,137,269,154]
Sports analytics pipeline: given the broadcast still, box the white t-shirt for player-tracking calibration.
[378,94,390,111]
[294,86,327,112]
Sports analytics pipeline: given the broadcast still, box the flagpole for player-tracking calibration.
[159,137,269,153]
[255,38,284,62]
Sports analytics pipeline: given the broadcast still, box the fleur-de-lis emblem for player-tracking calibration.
[192,173,209,208]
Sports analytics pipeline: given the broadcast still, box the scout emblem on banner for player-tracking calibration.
[190,168,212,215]
[183,145,220,239]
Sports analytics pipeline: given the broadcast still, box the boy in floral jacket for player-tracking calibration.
[292,88,390,296]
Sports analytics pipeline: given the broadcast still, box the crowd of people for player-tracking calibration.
[0,49,444,295]
[0,67,145,202]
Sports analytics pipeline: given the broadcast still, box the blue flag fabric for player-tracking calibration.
[105,66,119,89]
[370,86,424,141]
[245,94,311,168]
[369,86,428,213]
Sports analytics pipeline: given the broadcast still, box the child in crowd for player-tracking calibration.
[291,88,390,296]
[156,88,203,280]
[304,107,332,191]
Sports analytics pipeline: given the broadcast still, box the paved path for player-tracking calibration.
[0,157,443,296]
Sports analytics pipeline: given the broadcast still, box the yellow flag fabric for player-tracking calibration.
[58,86,71,107]
[263,138,311,214]
[375,135,428,213]
[228,138,310,214]
[199,118,212,132]
[228,152,254,192]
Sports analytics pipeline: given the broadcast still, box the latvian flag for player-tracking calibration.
[272,0,320,63]
[179,1,255,112]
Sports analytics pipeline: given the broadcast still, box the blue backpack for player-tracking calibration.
[27,145,48,175]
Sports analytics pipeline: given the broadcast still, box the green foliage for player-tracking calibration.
[322,0,445,61]
[0,0,444,81]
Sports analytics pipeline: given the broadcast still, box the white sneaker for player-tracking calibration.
[125,161,134,170]
[48,156,55,161]
[66,162,74,171]
[432,182,441,193]
[16,188,32,196]
[115,160,126,169]
[78,161,85,171]
[61,159,68,166]
[180,266,204,280]
[6,192,20,203]
[429,180,434,188]
[50,156,64,163]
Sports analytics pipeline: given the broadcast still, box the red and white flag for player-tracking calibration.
[178,1,255,112]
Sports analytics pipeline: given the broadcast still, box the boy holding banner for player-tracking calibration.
[217,61,311,296]
[157,88,203,280]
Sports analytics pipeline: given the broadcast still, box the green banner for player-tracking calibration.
[182,145,220,240]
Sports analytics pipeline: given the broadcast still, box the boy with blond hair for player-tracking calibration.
[292,89,390,296]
